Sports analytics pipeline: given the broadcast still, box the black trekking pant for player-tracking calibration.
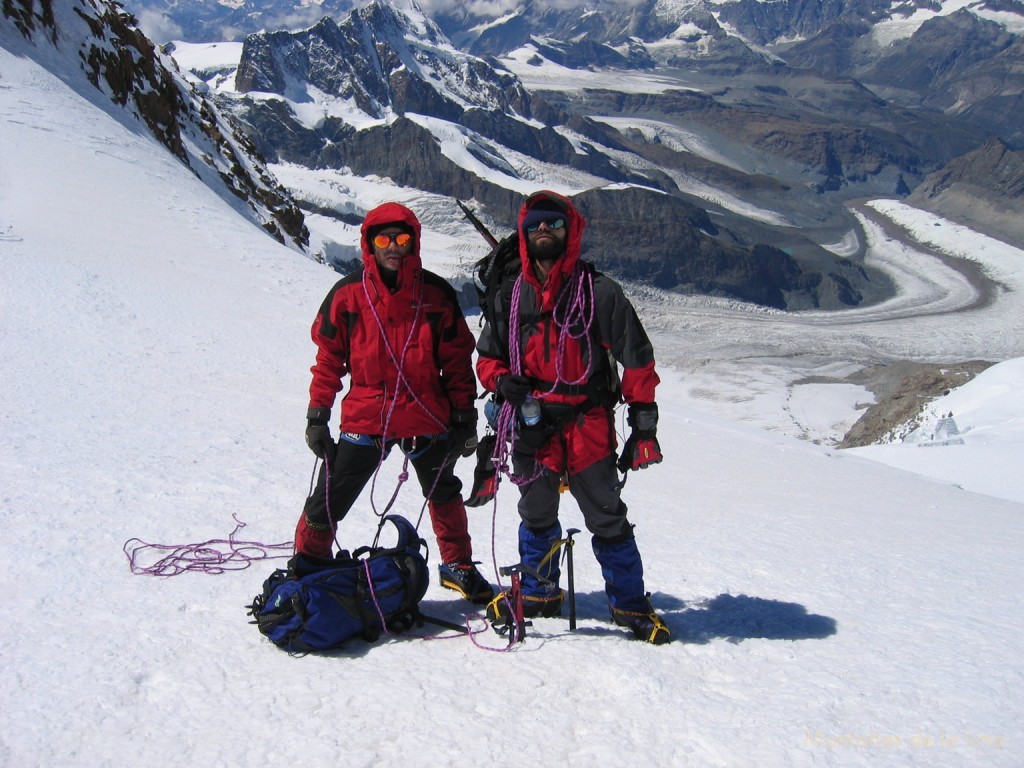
[303,435,463,528]
[512,449,631,540]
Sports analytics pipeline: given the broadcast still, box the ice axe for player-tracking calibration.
[495,563,530,643]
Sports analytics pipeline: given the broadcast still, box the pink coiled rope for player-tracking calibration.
[490,263,596,488]
[123,514,292,576]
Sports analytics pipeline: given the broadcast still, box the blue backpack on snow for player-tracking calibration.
[249,515,430,652]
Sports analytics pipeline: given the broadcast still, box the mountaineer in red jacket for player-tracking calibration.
[476,190,669,643]
[294,202,493,604]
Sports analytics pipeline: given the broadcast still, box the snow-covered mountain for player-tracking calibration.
[168,1,927,311]
[4,0,309,250]
[127,0,1021,309]
[232,4,534,121]
[127,0,1024,171]
[3,8,1024,764]
[127,0,1024,51]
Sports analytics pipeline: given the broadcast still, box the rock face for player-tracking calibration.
[3,0,308,249]
[572,187,873,309]
[908,138,1024,247]
[913,138,1024,201]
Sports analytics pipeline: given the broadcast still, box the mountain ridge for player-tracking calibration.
[204,1,901,309]
[9,0,1022,310]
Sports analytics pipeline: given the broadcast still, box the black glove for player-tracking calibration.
[617,403,663,473]
[497,374,531,406]
[305,406,336,462]
[448,408,478,459]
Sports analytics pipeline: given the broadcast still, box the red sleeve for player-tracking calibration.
[307,284,349,411]
[621,359,659,405]
[476,354,510,393]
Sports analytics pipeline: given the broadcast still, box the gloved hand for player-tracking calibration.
[465,434,498,507]
[617,403,663,473]
[448,408,479,458]
[497,374,532,406]
[305,406,336,463]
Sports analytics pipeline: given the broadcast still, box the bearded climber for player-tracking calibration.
[294,201,494,604]
[476,190,670,644]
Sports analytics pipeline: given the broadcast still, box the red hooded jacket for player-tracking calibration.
[476,191,660,472]
[308,202,476,438]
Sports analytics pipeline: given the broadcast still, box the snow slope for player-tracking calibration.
[2,29,1023,768]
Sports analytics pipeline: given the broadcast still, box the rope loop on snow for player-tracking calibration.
[122,514,292,576]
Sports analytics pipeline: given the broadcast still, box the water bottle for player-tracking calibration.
[520,396,542,427]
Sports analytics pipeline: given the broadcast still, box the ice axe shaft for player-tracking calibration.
[565,528,580,630]
[498,563,529,643]
[456,199,498,248]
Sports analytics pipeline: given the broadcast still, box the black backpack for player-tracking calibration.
[473,231,520,334]
[248,515,430,653]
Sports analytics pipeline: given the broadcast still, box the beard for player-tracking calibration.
[526,236,565,262]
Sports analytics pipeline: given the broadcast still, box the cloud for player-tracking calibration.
[262,9,332,32]
[135,10,183,44]
[409,0,647,17]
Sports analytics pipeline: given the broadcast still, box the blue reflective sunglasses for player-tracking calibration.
[525,217,566,233]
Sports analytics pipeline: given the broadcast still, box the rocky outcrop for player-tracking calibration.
[838,361,995,448]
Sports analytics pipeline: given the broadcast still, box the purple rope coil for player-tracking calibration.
[490,264,596,489]
[122,514,292,576]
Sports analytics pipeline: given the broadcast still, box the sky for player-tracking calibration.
[2,13,1024,768]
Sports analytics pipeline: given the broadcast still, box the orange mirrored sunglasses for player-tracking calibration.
[372,232,413,249]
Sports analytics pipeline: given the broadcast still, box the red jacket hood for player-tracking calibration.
[360,202,423,288]
[517,190,586,310]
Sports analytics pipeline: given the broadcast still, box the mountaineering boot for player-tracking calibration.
[611,598,671,645]
[428,496,493,602]
[593,529,671,645]
[485,589,564,623]
[486,521,565,622]
[520,521,563,596]
[294,515,335,558]
[483,524,565,626]
[438,562,494,604]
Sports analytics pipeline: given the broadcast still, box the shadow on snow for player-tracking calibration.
[664,592,838,644]
[566,590,837,645]
[263,592,837,655]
